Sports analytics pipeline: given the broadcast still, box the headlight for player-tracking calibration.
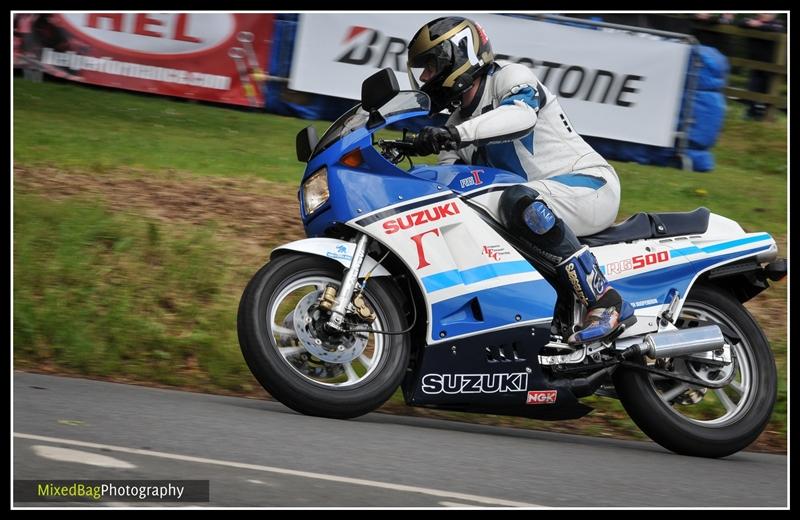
[303,167,329,215]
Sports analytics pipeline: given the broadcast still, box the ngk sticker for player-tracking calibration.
[526,390,557,405]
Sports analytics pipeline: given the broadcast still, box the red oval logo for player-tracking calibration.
[59,13,235,59]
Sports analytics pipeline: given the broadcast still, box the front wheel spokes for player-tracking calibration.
[344,363,359,383]
[357,354,373,370]
[268,275,386,387]
[272,324,297,337]
[279,346,306,359]
[271,284,328,340]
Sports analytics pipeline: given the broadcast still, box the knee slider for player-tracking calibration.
[498,185,541,231]
[523,201,556,235]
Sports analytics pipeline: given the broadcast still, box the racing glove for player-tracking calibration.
[412,126,461,156]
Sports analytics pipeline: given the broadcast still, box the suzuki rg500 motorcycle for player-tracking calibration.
[238,69,787,458]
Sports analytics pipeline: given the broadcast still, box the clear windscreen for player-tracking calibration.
[313,91,430,157]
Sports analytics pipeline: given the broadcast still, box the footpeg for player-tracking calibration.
[543,338,573,351]
[539,341,610,366]
[539,348,587,366]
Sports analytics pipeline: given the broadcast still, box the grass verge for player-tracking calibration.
[13,78,787,452]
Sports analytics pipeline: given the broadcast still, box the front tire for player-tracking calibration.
[237,253,410,419]
[614,284,777,458]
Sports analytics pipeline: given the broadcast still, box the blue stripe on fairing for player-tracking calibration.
[421,260,536,293]
[612,245,772,311]
[427,243,771,341]
[424,235,772,297]
[421,270,462,292]
[548,173,607,190]
[430,279,557,340]
[670,233,772,257]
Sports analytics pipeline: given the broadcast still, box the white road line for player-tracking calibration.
[439,501,487,508]
[438,500,551,508]
[32,445,137,469]
[16,433,542,508]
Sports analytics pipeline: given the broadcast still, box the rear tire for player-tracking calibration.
[237,253,410,419]
[614,284,777,457]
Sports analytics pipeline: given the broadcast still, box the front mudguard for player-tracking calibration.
[271,238,392,278]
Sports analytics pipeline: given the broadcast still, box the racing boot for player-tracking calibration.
[556,246,635,345]
[498,185,636,345]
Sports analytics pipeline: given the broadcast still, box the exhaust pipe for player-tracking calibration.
[635,325,725,358]
[560,326,726,397]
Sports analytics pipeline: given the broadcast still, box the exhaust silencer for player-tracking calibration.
[638,325,725,358]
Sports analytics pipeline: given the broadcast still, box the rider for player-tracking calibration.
[406,16,634,345]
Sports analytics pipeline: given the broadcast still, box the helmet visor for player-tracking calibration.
[406,43,452,91]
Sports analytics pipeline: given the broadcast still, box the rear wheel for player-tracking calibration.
[237,253,410,419]
[614,285,777,457]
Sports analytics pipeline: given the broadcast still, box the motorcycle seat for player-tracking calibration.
[579,207,711,247]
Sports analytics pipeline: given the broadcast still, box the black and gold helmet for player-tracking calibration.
[407,17,494,113]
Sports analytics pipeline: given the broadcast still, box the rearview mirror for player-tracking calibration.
[361,67,399,113]
[296,125,319,163]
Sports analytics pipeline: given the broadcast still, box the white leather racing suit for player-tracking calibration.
[439,60,620,237]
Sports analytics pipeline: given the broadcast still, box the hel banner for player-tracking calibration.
[290,13,691,147]
[14,13,274,108]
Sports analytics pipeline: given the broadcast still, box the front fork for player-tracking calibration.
[324,233,370,331]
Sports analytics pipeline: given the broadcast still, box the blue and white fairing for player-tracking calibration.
[590,215,776,337]
[289,92,779,345]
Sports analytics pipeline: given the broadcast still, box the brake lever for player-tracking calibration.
[378,130,419,164]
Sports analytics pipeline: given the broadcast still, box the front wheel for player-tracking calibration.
[614,284,777,457]
[237,253,410,419]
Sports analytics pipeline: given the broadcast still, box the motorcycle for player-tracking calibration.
[238,68,787,458]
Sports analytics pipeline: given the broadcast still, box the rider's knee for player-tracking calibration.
[498,185,541,232]
[499,185,558,236]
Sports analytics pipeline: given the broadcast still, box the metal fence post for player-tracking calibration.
[765,35,787,121]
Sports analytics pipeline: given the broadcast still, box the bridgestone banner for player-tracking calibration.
[14,14,273,108]
[291,13,691,147]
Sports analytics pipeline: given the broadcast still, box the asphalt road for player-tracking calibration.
[13,372,787,508]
